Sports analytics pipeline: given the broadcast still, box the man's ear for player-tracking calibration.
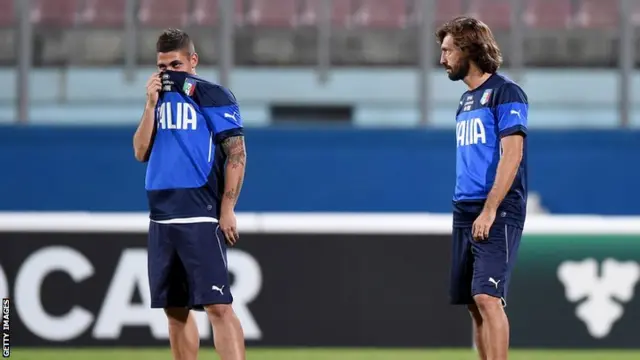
[190,52,199,70]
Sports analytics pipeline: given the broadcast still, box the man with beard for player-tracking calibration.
[436,16,528,360]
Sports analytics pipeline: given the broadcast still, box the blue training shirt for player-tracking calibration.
[453,73,528,228]
[145,71,244,221]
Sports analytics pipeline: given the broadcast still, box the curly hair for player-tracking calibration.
[436,16,503,74]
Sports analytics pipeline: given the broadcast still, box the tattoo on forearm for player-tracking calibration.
[224,189,237,200]
[224,174,244,203]
[222,136,246,170]
[222,136,246,204]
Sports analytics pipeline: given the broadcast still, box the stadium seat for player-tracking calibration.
[435,0,465,24]
[193,0,218,26]
[468,0,512,30]
[332,0,355,27]
[31,0,82,26]
[246,0,298,27]
[575,0,619,28]
[353,0,407,28]
[138,0,190,27]
[523,0,573,28]
[633,2,640,25]
[82,0,126,27]
[298,0,354,27]
[0,0,13,27]
[192,0,246,27]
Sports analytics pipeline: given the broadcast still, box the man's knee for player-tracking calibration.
[204,303,234,320]
[473,294,503,314]
[164,307,190,327]
[467,303,483,323]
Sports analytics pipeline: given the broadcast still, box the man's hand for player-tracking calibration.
[133,73,161,162]
[146,72,161,107]
[472,209,496,241]
[219,209,239,246]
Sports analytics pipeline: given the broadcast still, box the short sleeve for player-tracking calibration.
[198,84,244,144]
[494,83,528,138]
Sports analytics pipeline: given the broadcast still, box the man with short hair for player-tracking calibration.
[133,28,246,360]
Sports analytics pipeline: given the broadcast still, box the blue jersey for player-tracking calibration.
[453,73,528,227]
[145,71,244,221]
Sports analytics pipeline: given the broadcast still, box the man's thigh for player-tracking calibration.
[172,222,233,310]
[449,226,474,305]
[148,221,189,308]
[471,223,523,305]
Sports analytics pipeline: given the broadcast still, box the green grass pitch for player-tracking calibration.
[9,348,640,360]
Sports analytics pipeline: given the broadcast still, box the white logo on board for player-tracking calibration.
[558,258,640,338]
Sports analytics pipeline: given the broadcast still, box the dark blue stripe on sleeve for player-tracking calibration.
[499,125,527,138]
[215,128,244,144]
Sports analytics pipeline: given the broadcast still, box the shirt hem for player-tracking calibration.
[149,213,219,222]
[151,217,219,224]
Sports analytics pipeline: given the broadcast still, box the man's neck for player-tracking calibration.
[464,71,492,91]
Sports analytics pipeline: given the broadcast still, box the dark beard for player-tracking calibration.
[447,59,470,81]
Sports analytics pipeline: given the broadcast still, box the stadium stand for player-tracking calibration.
[82,0,127,27]
[298,0,353,27]
[19,0,640,30]
[467,0,512,30]
[246,0,298,27]
[352,0,408,28]
[0,0,14,27]
[4,0,640,67]
[31,0,82,26]
[435,0,465,25]
[138,0,190,27]
[523,0,573,28]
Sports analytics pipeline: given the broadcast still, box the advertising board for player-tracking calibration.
[0,213,468,347]
[1,213,639,348]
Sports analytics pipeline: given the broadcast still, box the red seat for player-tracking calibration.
[299,0,353,27]
[138,0,190,27]
[82,0,126,27]
[435,0,464,25]
[31,0,82,26]
[331,0,353,27]
[575,0,618,28]
[0,0,14,27]
[353,0,407,28]
[633,1,640,25]
[192,0,245,26]
[193,0,219,26]
[468,0,511,30]
[524,0,572,28]
[246,0,298,27]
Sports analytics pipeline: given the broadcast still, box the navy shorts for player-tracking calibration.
[147,221,233,310]
[449,222,522,306]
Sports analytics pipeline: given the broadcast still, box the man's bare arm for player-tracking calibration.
[483,134,524,212]
[133,105,156,162]
[220,135,247,213]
